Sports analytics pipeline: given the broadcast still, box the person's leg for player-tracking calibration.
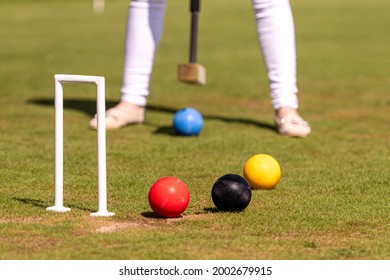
[90,0,167,129]
[252,0,311,137]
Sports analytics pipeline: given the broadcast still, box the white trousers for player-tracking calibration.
[121,0,298,110]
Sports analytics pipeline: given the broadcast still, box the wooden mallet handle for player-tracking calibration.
[190,0,200,63]
[178,0,206,85]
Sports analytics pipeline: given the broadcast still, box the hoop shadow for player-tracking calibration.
[27,98,116,117]
[27,98,276,134]
[13,197,96,213]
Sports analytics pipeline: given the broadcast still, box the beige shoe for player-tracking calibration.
[89,106,145,130]
[275,115,311,137]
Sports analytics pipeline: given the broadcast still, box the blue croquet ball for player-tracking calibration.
[173,107,203,136]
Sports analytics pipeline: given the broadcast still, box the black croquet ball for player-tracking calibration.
[211,174,252,212]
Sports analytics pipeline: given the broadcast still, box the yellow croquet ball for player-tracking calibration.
[243,154,281,190]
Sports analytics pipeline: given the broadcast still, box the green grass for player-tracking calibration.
[1,0,390,260]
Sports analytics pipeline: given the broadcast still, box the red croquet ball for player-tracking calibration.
[148,176,190,218]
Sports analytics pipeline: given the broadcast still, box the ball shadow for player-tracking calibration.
[140,211,186,220]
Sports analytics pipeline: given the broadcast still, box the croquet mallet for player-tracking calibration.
[178,0,206,85]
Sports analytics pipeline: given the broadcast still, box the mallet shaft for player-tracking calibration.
[178,0,206,85]
[189,0,200,63]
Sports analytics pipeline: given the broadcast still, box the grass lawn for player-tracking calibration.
[0,0,389,260]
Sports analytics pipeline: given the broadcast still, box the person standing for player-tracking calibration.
[90,0,311,137]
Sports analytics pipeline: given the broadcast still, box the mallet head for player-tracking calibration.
[178,63,206,85]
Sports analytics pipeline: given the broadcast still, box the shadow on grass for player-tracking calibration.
[202,207,219,213]
[141,211,164,219]
[13,197,96,213]
[140,208,220,220]
[27,98,277,134]
[140,211,200,220]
